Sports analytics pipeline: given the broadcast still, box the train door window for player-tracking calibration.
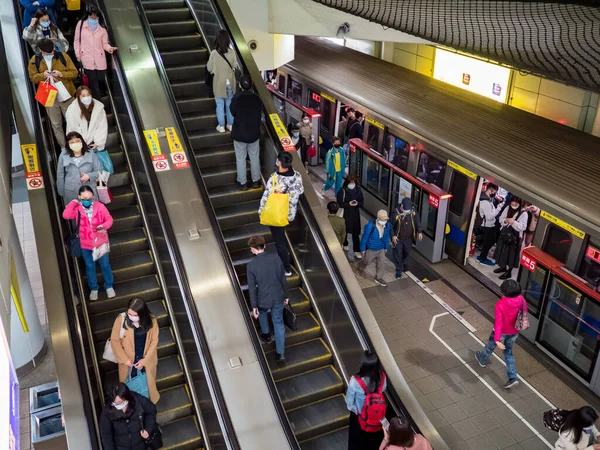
[385,133,409,171]
[287,77,303,104]
[420,192,438,239]
[308,90,321,112]
[321,99,333,132]
[520,265,548,318]
[542,225,572,264]
[366,122,380,150]
[362,155,390,202]
[417,152,446,189]
[277,73,285,95]
[449,172,468,215]
[578,242,600,290]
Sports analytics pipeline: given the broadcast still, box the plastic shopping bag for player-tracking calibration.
[92,229,110,261]
[53,81,71,103]
[97,177,112,204]
[35,81,57,107]
[125,369,149,398]
[259,176,289,227]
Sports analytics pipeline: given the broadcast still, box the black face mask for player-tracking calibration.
[333,144,341,149]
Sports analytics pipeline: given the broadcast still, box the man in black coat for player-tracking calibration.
[247,235,289,361]
[230,74,262,190]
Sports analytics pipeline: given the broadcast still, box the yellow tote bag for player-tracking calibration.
[259,175,289,227]
[66,0,81,10]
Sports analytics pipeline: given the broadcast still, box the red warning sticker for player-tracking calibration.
[154,159,170,172]
[170,151,189,169]
[25,172,44,190]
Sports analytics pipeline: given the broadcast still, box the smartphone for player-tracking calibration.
[381,417,390,431]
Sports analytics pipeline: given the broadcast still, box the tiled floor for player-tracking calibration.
[19,388,31,450]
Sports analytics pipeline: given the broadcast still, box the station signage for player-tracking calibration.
[520,253,537,272]
[144,129,170,172]
[320,92,336,103]
[21,144,44,190]
[540,211,585,239]
[586,245,600,264]
[428,194,440,209]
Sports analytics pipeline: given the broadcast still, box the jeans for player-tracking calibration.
[478,331,519,381]
[215,85,234,127]
[258,303,285,355]
[269,226,291,272]
[479,226,497,260]
[81,248,114,291]
[233,139,260,184]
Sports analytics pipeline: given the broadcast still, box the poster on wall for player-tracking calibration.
[0,320,19,450]
[398,178,413,201]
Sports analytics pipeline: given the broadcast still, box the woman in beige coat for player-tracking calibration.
[110,297,160,404]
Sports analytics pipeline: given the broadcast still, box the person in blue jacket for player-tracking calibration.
[323,136,346,196]
[357,209,392,287]
[20,0,56,29]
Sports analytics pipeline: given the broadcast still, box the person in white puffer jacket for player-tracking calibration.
[555,407,600,450]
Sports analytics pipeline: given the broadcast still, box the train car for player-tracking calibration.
[269,36,600,393]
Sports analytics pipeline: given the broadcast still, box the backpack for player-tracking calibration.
[543,408,569,432]
[355,373,387,432]
[395,211,415,240]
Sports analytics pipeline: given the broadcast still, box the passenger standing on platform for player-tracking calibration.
[323,137,346,196]
[74,5,118,98]
[493,197,528,280]
[22,8,68,54]
[327,201,346,245]
[299,113,313,146]
[346,350,387,450]
[247,235,289,362]
[348,112,364,141]
[344,108,357,143]
[258,151,304,276]
[379,417,433,450]
[554,406,600,450]
[230,74,261,191]
[290,123,309,167]
[99,383,158,450]
[390,198,422,279]
[62,185,115,300]
[357,210,392,287]
[56,132,101,204]
[66,86,108,151]
[207,30,237,133]
[523,202,540,247]
[337,175,364,260]
[475,279,527,389]
[476,183,504,266]
[28,38,78,151]
[20,0,56,31]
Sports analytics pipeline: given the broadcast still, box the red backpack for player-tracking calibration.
[355,372,387,432]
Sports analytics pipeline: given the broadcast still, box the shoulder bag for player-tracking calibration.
[77,20,89,87]
[499,210,524,246]
[259,175,290,227]
[68,211,82,257]
[138,415,163,450]
[514,298,529,331]
[102,312,126,363]
[205,50,235,98]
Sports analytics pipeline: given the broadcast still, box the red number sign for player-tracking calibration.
[428,194,439,209]
[586,245,600,264]
[520,253,537,272]
[311,92,321,103]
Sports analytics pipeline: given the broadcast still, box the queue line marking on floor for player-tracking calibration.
[429,313,553,449]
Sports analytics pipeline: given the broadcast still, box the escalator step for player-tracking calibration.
[155,35,203,52]
[180,109,215,130]
[166,63,206,83]
[238,267,302,292]
[87,275,161,315]
[222,222,271,252]
[160,416,202,450]
[261,312,321,351]
[207,183,263,209]
[145,8,191,23]
[150,20,197,37]
[160,48,208,67]
[105,184,136,211]
[156,384,193,426]
[106,167,131,188]
[175,96,215,115]
[188,128,232,150]
[105,126,119,148]
[110,205,143,233]
[287,394,348,442]
[202,162,251,188]
[141,0,186,8]
[102,353,184,392]
[94,250,154,285]
[108,227,148,256]
[300,426,349,450]
[277,366,344,411]
[268,338,332,381]
[195,144,235,169]
[214,200,260,230]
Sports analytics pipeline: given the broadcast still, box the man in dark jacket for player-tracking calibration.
[390,198,423,279]
[247,235,289,362]
[230,74,262,190]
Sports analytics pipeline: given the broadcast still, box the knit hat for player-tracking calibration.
[401,197,412,211]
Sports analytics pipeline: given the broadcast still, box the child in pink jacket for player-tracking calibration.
[74,5,117,97]
[63,185,115,301]
[475,279,528,388]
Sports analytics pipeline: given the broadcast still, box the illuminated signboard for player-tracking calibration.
[311,92,321,103]
[433,48,510,103]
[587,245,600,264]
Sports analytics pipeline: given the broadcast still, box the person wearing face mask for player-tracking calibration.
[28,38,78,151]
[110,297,160,404]
[56,131,102,204]
[555,406,600,450]
[22,8,68,54]
[476,182,504,266]
[99,382,158,450]
[357,210,392,287]
[493,196,528,280]
[289,123,308,167]
[323,137,346,196]
[66,86,109,153]
[62,185,115,300]
[337,175,364,259]
[74,6,118,98]
[20,0,56,31]
[299,113,313,145]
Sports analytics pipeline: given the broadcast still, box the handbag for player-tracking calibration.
[66,0,81,10]
[125,368,149,398]
[102,313,126,363]
[95,149,114,174]
[138,416,163,450]
[68,211,82,257]
[259,175,289,227]
[499,210,524,246]
[514,298,529,331]
[307,145,316,159]
[97,177,113,205]
[283,303,297,331]
[35,81,58,107]
[92,229,110,261]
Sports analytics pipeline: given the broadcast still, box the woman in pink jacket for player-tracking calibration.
[74,5,117,98]
[63,185,115,301]
[380,417,432,450]
[475,279,528,389]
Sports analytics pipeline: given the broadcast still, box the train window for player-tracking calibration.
[417,153,446,189]
[308,90,321,112]
[449,172,468,215]
[366,124,380,150]
[542,226,572,264]
[362,155,390,202]
[385,134,409,171]
[420,192,438,239]
[578,242,600,289]
[520,265,548,318]
[287,77,303,105]
[277,73,285,94]
[322,100,332,132]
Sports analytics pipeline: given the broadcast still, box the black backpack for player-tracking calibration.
[543,408,569,432]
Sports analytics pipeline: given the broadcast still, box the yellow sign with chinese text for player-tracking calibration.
[366,117,384,130]
[165,127,184,153]
[447,160,477,180]
[21,144,39,174]
[540,211,585,239]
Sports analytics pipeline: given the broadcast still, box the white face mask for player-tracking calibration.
[80,96,93,105]
[303,118,309,124]
[347,183,356,189]
[70,142,83,153]
[128,314,140,322]
[378,220,387,226]
[112,401,128,410]
[510,204,519,209]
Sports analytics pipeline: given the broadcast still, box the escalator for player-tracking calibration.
[138,0,349,447]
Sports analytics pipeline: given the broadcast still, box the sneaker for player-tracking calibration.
[395,273,403,279]
[275,353,285,362]
[477,256,495,266]
[216,125,226,133]
[251,181,261,189]
[374,278,387,287]
[354,252,363,260]
[106,288,116,299]
[285,270,293,277]
[475,351,486,368]
[238,182,248,191]
[259,333,271,344]
[504,378,519,389]
[343,245,350,251]
[226,124,233,132]
[89,290,99,301]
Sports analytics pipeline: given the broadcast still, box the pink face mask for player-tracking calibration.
[128,314,140,322]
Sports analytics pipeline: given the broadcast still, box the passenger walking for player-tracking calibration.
[476,182,504,266]
[110,297,160,404]
[62,185,115,301]
[290,123,309,167]
[258,151,304,276]
[74,5,118,98]
[28,38,78,151]
[380,417,433,450]
[554,406,600,450]
[66,86,108,151]
[99,383,158,450]
[247,235,289,362]
[346,350,387,450]
[20,0,56,30]
[327,201,346,245]
[493,197,528,280]
[336,175,364,259]
[22,8,68,54]
[56,132,102,204]
[390,198,422,279]
[357,210,392,287]
[230,74,261,191]
[475,279,527,389]
[207,30,237,133]
[323,136,346,195]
